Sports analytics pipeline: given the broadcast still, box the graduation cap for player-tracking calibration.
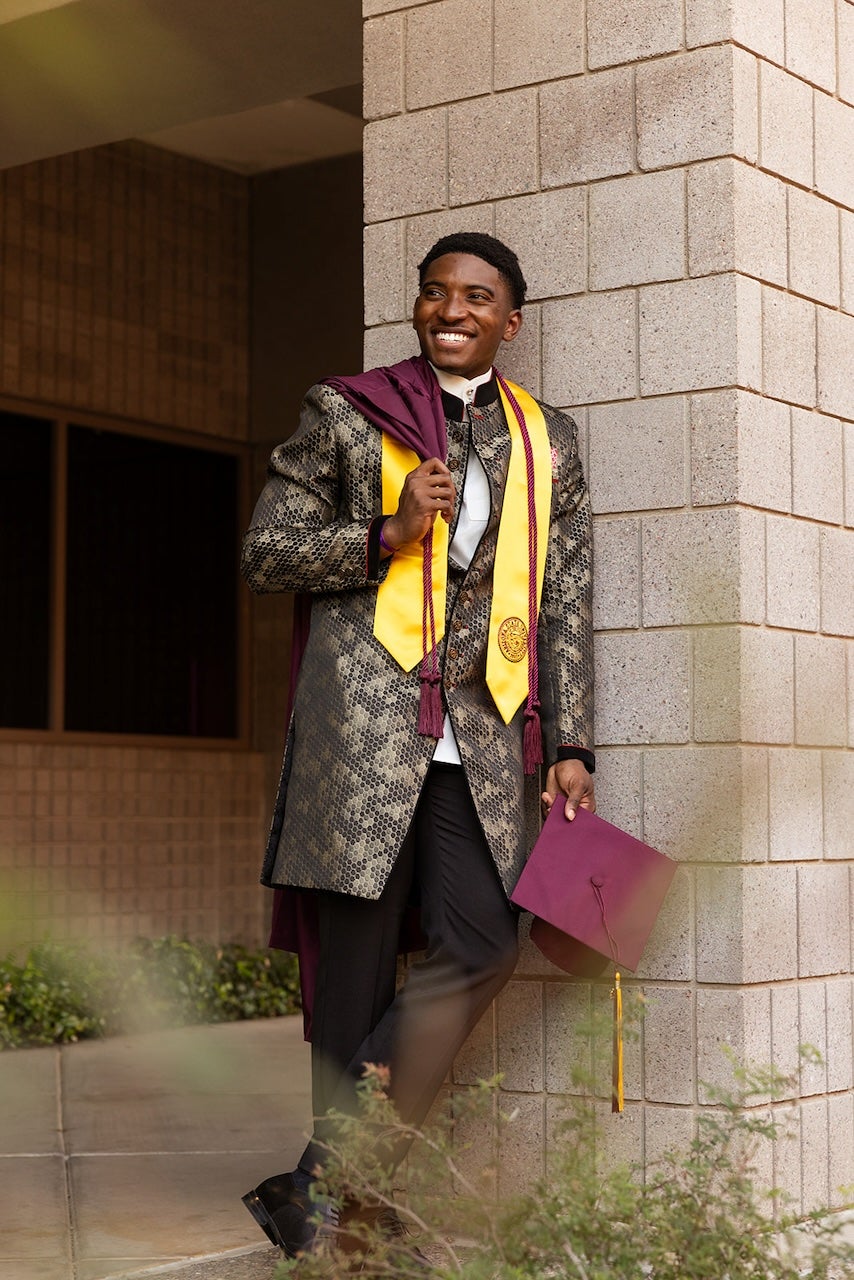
[511,804,677,1111]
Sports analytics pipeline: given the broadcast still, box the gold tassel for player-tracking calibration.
[611,970,624,1114]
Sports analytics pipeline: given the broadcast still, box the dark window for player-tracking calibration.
[0,413,53,729]
[0,409,241,740]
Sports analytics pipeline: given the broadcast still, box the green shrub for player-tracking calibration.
[273,1040,854,1280]
[0,937,300,1048]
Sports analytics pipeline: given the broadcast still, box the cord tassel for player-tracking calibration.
[417,529,444,739]
[611,970,624,1114]
[523,702,543,774]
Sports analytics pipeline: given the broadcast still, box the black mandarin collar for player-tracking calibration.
[440,377,500,421]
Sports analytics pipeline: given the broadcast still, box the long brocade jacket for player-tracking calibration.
[241,375,594,901]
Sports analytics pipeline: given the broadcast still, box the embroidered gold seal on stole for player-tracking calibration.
[498,617,528,663]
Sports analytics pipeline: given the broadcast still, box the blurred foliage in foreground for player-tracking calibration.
[0,936,301,1047]
[275,1038,854,1279]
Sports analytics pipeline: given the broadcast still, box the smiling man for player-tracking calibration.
[240,232,595,1259]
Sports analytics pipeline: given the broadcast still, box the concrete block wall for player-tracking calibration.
[363,0,854,1206]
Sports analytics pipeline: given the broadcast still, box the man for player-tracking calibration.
[240,232,595,1257]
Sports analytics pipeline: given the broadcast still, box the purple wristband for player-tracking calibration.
[379,524,397,554]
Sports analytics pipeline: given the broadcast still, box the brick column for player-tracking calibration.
[362,0,854,1206]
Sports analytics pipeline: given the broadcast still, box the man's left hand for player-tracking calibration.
[541,759,596,823]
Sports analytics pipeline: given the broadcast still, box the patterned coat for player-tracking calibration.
[241,376,594,900]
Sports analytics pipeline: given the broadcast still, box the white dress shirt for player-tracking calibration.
[429,365,492,765]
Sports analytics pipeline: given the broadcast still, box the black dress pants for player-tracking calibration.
[299,763,519,1175]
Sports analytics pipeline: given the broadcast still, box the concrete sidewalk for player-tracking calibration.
[0,1017,312,1280]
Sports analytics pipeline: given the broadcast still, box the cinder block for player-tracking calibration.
[588,397,686,514]
[762,288,816,408]
[695,986,772,1100]
[643,746,769,864]
[363,109,447,222]
[758,60,814,187]
[798,864,851,978]
[640,275,762,397]
[842,210,854,317]
[821,530,854,640]
[540,67,634,188]
[364,13,404,120]
[693,625,794,744]
[769,748,823,861]
[788,189,840,309]
[454,1001,496,1085]
[497,302,541,396]
[784,0,837,93]
[542,291,637,405]
[593,631,690,746]
[544,982,592,1095]
[771,984,801,1089]
[690,390,791,512]
[825,979,853,1093]
[792,408,844,524]
[817,307,854,422]
[644,1105,696,1164]
[642,508,764,627]
[794,634,848,747]
[643,987,695,1103]
[589,748,643,841]
[691,627,741,743]
[364,220,405,325]
[772,1103,803,1217]
[635,865,693,982]
[494,0,584,90]
[494,188,585,302]
[497,1093,545,1197]
[840,0,854,107]
[587,0,683,68]
[687,159,787,286]
[696,864,798,984]
[593,1099,644,1174]
[828,1092,854,1208]
[449,90,538,205]
[685,0,785,60]
[636,45,758,170]
[765,514,820,630]
[592,518,641,631]
[497,980,543,1091]
[590,170,685,289]
[798,983,828,1098]
[405,0,491,110]
[800,1096,830,1214]
[823,751,854,861]
[815,92,854,209]
[363,321,418,369]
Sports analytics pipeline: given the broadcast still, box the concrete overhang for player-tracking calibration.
[0,0,363,172]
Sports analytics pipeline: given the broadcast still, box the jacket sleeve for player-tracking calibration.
[535,407,595,767]
[241,384,386,595]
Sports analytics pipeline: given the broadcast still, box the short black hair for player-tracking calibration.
[417,232,527,310]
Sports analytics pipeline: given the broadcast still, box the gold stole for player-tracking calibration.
[373,380,551,724]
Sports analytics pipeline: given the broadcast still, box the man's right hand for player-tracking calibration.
[381,458,456,550]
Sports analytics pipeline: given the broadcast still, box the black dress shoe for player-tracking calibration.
[242,1172,339,1257]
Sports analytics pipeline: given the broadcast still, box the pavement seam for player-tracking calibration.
[91,1241,276,1279]
[56,1043,80,1280]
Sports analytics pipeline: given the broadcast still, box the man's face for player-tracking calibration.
[412,252,522,380]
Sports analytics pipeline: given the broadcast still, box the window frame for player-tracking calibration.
[0,392,251,750]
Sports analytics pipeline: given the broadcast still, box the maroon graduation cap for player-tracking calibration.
[511,804,677,977]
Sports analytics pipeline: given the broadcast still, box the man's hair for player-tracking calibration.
[417,232,527,310]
